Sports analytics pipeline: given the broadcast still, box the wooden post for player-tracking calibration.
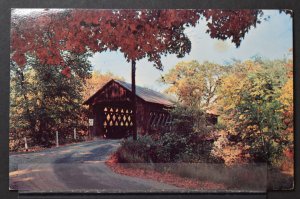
[56,131,59,147]
[131,60,137,140]
[24,137,28,151]
[89,119,94,140]
[74,128,77,140]
[89,126,91,140]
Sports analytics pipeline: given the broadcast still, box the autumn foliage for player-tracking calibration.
[161,60,226,110]
[9,52,93,149]
[10,9,293,164]
[161,57,293,170]
[215,59,293,168]
[11,9,265,73]
[9,9,293,189]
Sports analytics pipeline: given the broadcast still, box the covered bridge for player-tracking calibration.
[83,79,175,139]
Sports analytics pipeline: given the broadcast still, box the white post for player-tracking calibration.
[56,131,59,147]
[24,137,28,151]
[74,128,77,140]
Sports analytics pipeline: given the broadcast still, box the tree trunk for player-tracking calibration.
[131,60,137,140]
[17,70,36,137]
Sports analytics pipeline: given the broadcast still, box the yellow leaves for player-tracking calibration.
[162,60,216,107]
[262,127,269,133]
[217,73,248,113]
[238,114,245,120]
[287,131,294,142]
[83,71,124,100]
[165,86,177,94]
[279,78,293,108]
[244,60,261,72]
[279,77,293,146]
[245,125,259,131]
[216,60,265,116]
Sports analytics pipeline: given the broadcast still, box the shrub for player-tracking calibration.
[116,135,157,163]
[116,132,223,164]
[115,104,224,164]
[168,104,209,135]
[158,105,224,164]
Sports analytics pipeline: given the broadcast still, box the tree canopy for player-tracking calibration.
[216,59,293,165]
[10,52,92,148]
[162,57,293,167]
[161,60,226,110]
[11,9,265,73]
[83,70,124,101]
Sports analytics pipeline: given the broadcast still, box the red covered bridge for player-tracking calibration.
[83,79,175,139]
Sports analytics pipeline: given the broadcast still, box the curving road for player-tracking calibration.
[9,139,181,193]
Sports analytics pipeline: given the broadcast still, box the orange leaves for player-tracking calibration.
[11,9,264,71]
[201,10,262,47]
[83,71,124,100]
[279,78,293,111]
[279,77,293,148]
[61,66,71,78]
[36,48,51,65]
[129,23,137,32]
[283,148,293,159]
[78,10,199,68]
[12,52,26,67]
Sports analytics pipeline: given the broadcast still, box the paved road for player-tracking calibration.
[9,139,181,193]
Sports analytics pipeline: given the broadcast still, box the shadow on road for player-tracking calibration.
[54,144,114,163]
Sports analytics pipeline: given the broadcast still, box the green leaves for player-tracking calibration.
[217,59,292,165]
[10,52,92,148]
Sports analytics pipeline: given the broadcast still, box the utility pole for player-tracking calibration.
[56,131,59,147]
[132,60,137,140]
[24,137,28,151]
[74,128,77,140]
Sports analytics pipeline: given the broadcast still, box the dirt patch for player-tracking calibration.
[105,153,226,191]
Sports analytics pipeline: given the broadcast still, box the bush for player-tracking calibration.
[168,104,209,135]
[116,132,223,164]
[159,105,223,163]
[115,104,224,164]
[116,135,157,163]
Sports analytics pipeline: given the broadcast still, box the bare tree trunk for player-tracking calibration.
[131,60,137,140]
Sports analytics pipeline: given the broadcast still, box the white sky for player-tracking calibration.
[89,10,292,92]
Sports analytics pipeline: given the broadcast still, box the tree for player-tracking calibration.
[11,9,266,68]
[10,52,92,148]
[216,60,262,119]
[279,78,293,140]
[83,70,124,101]
[216,59,292,165]
[278,57,293,163]
[10,9,274,140]
[161,60,226,110]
